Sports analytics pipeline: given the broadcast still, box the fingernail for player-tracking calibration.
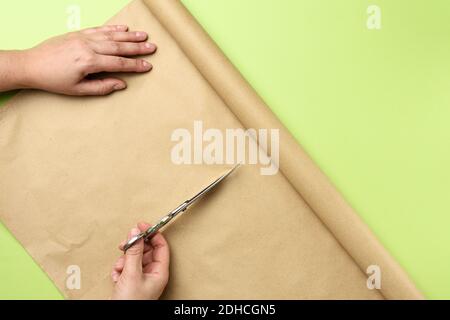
[136,31,147,39]
[114,83,126,90]
[116,25,128,31]
[111,273,119,282]
[145,42,156,51]
[142,60,152,70]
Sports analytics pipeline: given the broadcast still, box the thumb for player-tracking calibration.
[123,227,144,277]
[74,78,126,96]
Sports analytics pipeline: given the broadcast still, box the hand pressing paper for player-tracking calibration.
[0,25,156,95]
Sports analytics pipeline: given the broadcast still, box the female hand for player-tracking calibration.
[0,25,157,95]
[111,222,170,300]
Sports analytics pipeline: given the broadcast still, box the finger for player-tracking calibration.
[123,227,144,277]
[119,236,152,252]
[137,222,156,253]
[111,255,125,283]
[91,41,157,56]
[118,239,127,251]
[144,233,170,276]
[142,250,154,266]
[118,229,136,251]
[74,78,126,96]
[90,56,152,74]
[81,25,128,34]
[88,31,148,42]
[113,255,126,273]
[111,269,120,283]
[138,222,151,231]
[150,233,170,265]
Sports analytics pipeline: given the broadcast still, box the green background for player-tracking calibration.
[1,0,449,299]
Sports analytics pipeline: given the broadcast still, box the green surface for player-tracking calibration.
[1,0,449,299]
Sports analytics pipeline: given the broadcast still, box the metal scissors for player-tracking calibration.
[122,163,240,252]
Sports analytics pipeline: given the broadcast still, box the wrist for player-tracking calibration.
[0,50,32,91]
[12,50,33,89]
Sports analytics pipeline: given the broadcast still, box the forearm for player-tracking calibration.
[0,50,29,92]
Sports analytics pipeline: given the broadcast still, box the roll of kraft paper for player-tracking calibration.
[0,0,422,299]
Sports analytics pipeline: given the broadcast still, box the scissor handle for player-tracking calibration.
[123,204,188,252]
[142,215,172,242]
[122,216,170,251]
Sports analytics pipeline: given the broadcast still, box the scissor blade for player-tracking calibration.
[187,163,240,206]
[123,164,240,252]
